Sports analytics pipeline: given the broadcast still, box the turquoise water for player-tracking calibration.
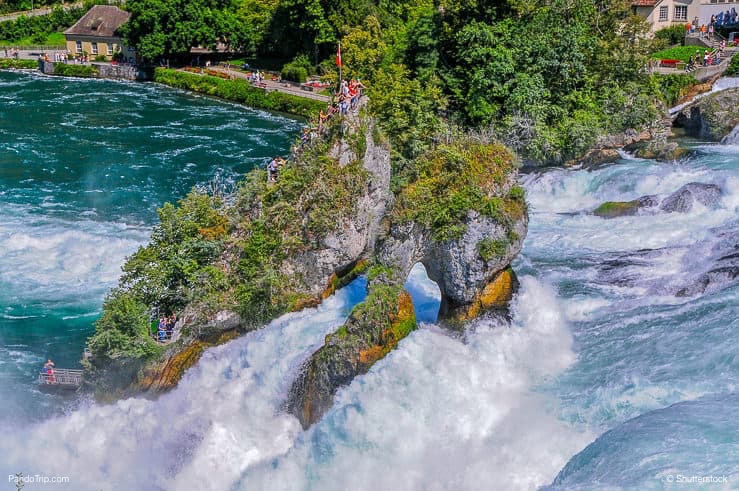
[0,70,301,425]
[0,69,737,490]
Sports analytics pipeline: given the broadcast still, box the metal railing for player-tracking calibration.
[38,368,83,387]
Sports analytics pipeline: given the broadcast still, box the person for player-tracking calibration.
[300,128,309,147]
[44,359,55,383]
[268,157,279,182]
[158,317,167,341]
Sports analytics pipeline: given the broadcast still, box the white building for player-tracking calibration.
[633,0,739,32]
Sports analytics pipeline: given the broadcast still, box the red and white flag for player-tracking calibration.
[336,43,342,67]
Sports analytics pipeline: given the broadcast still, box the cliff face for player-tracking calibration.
[87,100,528,426]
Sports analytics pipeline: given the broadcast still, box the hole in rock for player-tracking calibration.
[403,263,441,324]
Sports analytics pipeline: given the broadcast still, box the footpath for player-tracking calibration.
[193,65,331,103]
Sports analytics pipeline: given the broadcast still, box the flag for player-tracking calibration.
[336,43,342,67]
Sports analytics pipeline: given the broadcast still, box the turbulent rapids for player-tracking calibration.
[1,71,737,489]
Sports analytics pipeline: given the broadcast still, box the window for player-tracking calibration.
[91,42,98,55]
[76,40,82,53]
[659,6,668,21]
[674,5,688,20]
[107,43,114,55]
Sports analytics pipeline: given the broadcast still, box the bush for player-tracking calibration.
[0,58,37,69]
[94,54,107,62]
[53,63,98,77]
[281,53,313,83]
[655,25,686,46]
[281,64,308,83]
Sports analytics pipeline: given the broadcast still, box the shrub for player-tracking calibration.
[94,54,107,62]
[153,68,324,118]
[655,25,686,46]
[726,54,739,76]
[281,53,314,83]
[281,64,308,83]
[0,58,37,69]
[53,63,98,77]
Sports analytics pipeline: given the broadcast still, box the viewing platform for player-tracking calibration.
[38,368,83,390]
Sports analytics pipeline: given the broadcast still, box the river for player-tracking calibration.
[0,70,736,490]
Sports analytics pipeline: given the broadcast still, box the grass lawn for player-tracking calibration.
[651,45,707,62]
[0,31,65,47]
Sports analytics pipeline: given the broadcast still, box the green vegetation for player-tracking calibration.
[592,201,639,218]
[0,3,96,45]
[477,238,508,261]
[87,115,371,364]
[0,30,65,46]
[280,53,312,83]
[654,25,686,47]
[651,73,699,106]
[726,54,739,76]
[650,46,698,62]
[153,68,324,118]
[0,58,36,68]
[393,137,520,242]
[114,0,679,164]
[53,62,98,77]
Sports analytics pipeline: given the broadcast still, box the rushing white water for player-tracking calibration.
[0,273,589,490]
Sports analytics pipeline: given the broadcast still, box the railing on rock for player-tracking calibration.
[38,368,83,388]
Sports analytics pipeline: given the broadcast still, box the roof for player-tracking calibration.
[64,5,131,38]
[632,0,659,6]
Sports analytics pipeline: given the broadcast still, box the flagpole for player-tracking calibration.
[338,41,342,92]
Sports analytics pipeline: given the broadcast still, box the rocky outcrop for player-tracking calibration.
[659,182,722,213]
[286,273,416,428]
[674,88,739,141]
[592,182,723,218]
[592,195,660,219]
[89,102,528,428]
[286,140,528,428]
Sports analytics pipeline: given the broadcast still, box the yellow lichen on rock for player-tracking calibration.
[459,267,515,321]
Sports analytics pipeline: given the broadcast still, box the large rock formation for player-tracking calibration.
[286,139,528,428]
[87,100,528,427]
[674,88,739,141]
[591,182,723,219]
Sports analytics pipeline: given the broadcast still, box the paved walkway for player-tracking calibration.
[0,1,81,22]
[196,66,331,103]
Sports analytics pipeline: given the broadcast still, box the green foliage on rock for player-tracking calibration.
[88,290,162,360]
[153,68,324,117]
[393,137,518,242]
[477,238,508,261]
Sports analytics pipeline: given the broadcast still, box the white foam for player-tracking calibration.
[0,283,362,491]
[0,277,591,491]
[241,277,592,491]
[0,206,148,303]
